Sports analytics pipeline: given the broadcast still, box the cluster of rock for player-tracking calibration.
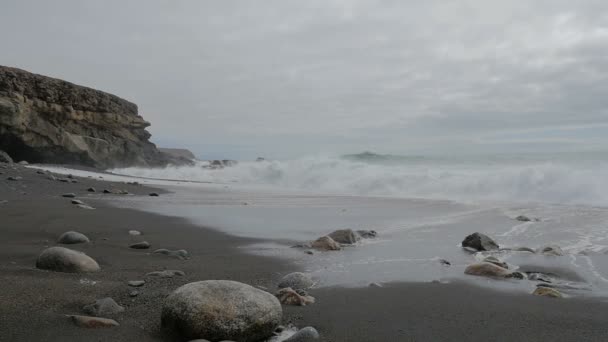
[460,232,568,298]
[0,66,191,168]
[295,228,378,253]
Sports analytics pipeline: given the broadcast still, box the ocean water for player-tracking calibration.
[35,151,608,297]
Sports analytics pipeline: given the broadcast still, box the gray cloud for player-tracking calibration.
[1,0,607,158]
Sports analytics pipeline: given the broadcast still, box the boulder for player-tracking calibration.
[278,272,314,290]
[311,236,341,251]
[328,229,359,244]
[533,287,563,298]
[161,280,282,342]
[275,288,315,306]
[464,262,510,278]
[284,327,320,342]
[538,245,564,256]
[57,231,90,244]
[0,150,13,163]
[356,230,378,239]
[129,241,151,249]
[82,298,124,317]
[68,315,119,328]
[461,232,499,251]
[36,247,99,273]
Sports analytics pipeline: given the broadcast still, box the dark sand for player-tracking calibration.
[2,163,608,341]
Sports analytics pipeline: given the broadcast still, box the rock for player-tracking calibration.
[128,280,145,287]
[275,287,315,306]
[514,247,536,253]
[304,250,314,255]
[482,256,508,269]
[284,327,320,342]
[328,229,359,244]
[311,236,341,251]
[7,176,21,181]
[356,230,378,239]
[515,215,532,222]
[278,272,314,290]
[57,231,90,244]
[538,245,564,256]
[533,287,563,298]
[0,66,188,168]
[369,282,383,288]
[71,199,84,205]
[464,262,510,278]
[36,170,45,174]
[149,192,159,197]
[438,259,451,266]
[128,230,142,236]
[461,232,499,251]
[18,160,28,165]
[68,315,119,328]
[87,187,96,192]
[146,270,185,278]
[76,204,95,210]
[129,290,139,297]
[62,193,76,198]
[129,241,151,249]
[153,248,189,259]
[36,247,99,273]
[82,298,125,317]
[47,175,56,181]
[103,189,112,194]
[161,280,282,342]
[505,272,526,280]
[59,178,69,183]
[0,150,13,163]
[158,148,196,160]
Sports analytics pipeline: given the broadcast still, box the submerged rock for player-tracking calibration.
[461,232,499,251]
[275,287,315,306]
[57,231,90,244]
[328,229,359,244]
[161,280,282,342]
[83,298,124,317]
[533,287,563,298]
[464,262,510,278]
[538,245,564,256]
[68,315,119,328]
[311,236,341,251]
[36,247,99,273]
[278,272,314,291]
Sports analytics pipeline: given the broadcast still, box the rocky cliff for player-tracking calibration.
[0,66,181,168]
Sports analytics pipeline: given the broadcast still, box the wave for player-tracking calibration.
[111,154,608,206]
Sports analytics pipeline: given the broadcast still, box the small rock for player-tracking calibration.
[149,192,159,197]
[70,179,78,183]
[7,176,22,181]
[36,170,45,175]
[275,287,315,306]
[305,250,314,255]
[129,241,151,249]
[146,270,185,278]
[103,189,112,194]
[128,280,145,287]
[464,262,510,278]
[153,248,189,259]
[538,245,564,256]
[128,230,142,236]
[461,232,499,251]
[87,187,96,192]
[284,327,320,342]
[59,178,70,183]
[533,287,563,298]
[57,231,90,244]
[311,236,341,251]
[505,271,526,280]
[71,199,84,205]
[36,247,99,273]
[67,174,74,179]
[47,175,56,181]
[83,298,125,317]
[68,315,119,328]
[129,290,139,297]
[18,160,28,165]
[62,193,76,198]
[278,272,314,290]
[328,229,359,244]
[514,247,536,253]
[483,256,508,269]
[515,215,532,222]
[76,204,95,210]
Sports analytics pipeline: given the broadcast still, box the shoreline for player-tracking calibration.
[3,163,608,341]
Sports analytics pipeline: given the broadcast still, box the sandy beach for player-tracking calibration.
[2,163,608,341]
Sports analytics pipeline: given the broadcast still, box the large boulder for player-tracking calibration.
[0,65,189,168]
[328,229,359,244]
[161,280,282,342]
[57,231,90,244]
[464,262,510,278]
[311,236,341,251]
[461,232,499,251]
[0,150,12,163]
[36,247,100,273]
[278,272,314,291]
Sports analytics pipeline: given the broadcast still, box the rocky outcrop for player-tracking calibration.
[158,148,196,160]
[0,66,185,168]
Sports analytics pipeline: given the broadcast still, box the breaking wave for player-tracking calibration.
[112,152,608,206]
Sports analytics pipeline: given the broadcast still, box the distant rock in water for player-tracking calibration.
[0,65,190,168]
[461,232,499,251]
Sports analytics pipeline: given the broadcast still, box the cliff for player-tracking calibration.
[0,65,181,168]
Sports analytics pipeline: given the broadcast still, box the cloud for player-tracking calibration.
[0,0,607,158]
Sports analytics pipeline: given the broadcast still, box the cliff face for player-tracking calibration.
[0,66,176,168]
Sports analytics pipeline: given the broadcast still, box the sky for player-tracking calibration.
[1,0,607,159]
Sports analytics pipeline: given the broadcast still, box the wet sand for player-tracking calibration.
[2,163,608,341]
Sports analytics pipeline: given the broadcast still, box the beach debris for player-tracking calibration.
[36,247,100,273]
[284,326,320,342]
[57,231,90,244]
[533,286,563,298]
[146,270,185,278]
[482,256,508,269]
[128,280,145,287]
[311,236,341,251]
[464,262,510,278]
[328,229,360,244]
[129,241,151,249]
[153,248,189,259]
[87,187,96,192]
[356,230,378,239]
[128,230,142,236]
[83,298,125,317]
[538,245,564,256]
[149,192,159,197]
[275,287,315,306]
[62,193,76,198]
[162,280,282,341]
[0,150,13,163]
[461,232,499,251]
[278,272,314,291]
[68,315,119,328]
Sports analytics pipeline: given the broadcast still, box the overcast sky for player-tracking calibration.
[1,1,607,159]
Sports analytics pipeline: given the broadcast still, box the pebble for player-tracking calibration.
[128,280,145,287]
[149,192,159,197]
[129,241,151,249]
[68,315,119,328]
[129,290,139,297]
